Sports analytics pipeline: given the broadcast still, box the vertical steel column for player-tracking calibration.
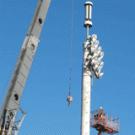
[81,2,93,135]
[81,41,91,135]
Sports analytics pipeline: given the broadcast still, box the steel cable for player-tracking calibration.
[69,0,74,95]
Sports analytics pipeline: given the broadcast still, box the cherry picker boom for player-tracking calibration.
[0,0,51,134]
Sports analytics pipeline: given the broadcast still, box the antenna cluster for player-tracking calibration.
[84,1,104,79]
[85,34,104,79]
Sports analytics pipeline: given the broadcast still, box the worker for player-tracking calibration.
[98,107,106,124]
[98,107,105,117]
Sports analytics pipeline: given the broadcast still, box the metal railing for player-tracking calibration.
[90,110,119,132]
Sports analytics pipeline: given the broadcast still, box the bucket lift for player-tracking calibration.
[90,110,119,135]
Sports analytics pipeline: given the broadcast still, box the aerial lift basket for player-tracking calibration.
[90,110,119,135]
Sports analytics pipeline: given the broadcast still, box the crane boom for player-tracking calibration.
[0,0,51,134]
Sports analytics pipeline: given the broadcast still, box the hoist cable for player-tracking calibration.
[69,0,74,95]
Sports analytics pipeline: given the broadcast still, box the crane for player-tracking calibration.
[0,0,51,134]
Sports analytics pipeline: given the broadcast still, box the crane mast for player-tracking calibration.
[0,0,51,134]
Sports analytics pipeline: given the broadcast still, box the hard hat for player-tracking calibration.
[99,107,102,109]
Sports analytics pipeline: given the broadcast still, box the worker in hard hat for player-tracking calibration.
[98,107,106,124]
[98,107,105,117]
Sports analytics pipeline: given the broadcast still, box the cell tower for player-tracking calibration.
[81,1,119,135]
